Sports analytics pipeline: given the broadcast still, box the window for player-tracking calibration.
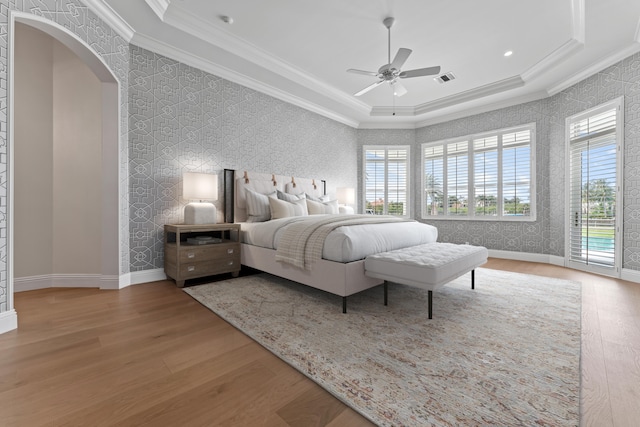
[422,124,535,220]
[364,146,410,216]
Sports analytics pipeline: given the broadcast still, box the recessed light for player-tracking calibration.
[504,50,513,57]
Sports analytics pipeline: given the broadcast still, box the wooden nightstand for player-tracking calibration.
[164,223,241,287]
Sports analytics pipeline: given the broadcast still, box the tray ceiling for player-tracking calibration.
[89,0,640,128]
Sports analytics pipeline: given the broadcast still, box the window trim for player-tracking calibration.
[421,123,536,221]
[363,145,411,217]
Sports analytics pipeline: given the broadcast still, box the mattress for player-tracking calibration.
[240,215,438,263]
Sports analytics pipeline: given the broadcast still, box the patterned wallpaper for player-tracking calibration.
[0,0,129,313]
[128,46,358,271]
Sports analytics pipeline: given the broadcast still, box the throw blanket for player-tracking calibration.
[275,215,410,270]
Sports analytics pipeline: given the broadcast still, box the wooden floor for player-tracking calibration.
[0,259,639,426]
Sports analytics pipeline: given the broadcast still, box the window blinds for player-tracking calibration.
[421,124,534,219]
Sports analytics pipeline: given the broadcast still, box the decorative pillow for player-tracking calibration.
[269,197,309,219]
[339,205,355,215]
[246,189,276,222]
[277,189,306,203]
[305,192,331,203]
[306,199,339,215]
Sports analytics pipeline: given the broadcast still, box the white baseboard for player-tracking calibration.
[100,275,124,290]
[487,249,565,265]
[489,250,640,284]
[13,273,148,292]
[621,268,640,283]
[51,274,102,288]
[548,255,566,267]
[128,268,167,286]
[14,275,52,292]
[0,310,18,334]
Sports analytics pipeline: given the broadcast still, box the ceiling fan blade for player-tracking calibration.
[399,66,441,78]
[354,80,384,96]
[347,68,378,77]
[390,48,412,70]
[391,80,407,97]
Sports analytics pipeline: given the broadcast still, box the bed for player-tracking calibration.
[223,169,438,311]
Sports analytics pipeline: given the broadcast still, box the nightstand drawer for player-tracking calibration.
[179,258,240,279]
[179,243,239,262]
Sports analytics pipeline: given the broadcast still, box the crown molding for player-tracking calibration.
[521,38,584,83]
[368,106,416,117]
[358,89,549,129]
[571,0,586,42]
[130,32,360,128]
[160,3,370,117]
[411,76,525,117]
[144,0,170,20]
[357,120,420,130]
[547,43,640,96]
[413,90,548,128]
[82,0,134,42]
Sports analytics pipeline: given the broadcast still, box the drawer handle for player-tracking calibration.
[187,252,195,259]
[187,266,195,272]
[228,261,234,266]
[227,248,234,254]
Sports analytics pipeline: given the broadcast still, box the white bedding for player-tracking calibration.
[240,215,438,263]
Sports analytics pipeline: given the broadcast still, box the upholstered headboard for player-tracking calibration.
[224,169,325,223]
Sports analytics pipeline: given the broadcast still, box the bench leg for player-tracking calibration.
[384,281,388,306]
[428,290,433,319]
[342,297,347,313]
[472,269,475,290]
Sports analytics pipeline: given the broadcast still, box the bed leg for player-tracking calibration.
[428,290,433,319]
[471,269,475,290]
[384,281,388,306]
[342,297,347,314]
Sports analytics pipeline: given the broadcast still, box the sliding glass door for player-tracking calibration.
[566,98,623,276]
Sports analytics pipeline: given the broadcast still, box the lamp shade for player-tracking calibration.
[336,187,355,206]
[183,172,218,201]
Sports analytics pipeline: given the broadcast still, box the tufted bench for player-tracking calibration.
[364,242,488,318]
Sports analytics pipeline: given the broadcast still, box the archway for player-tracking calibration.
[7,13,121,321]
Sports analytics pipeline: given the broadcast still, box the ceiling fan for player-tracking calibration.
[347,17,441,97]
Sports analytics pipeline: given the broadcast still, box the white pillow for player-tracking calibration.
[277,190,305,203]
[305,192,331,202]
[269,197,309,219]
[339,205,355,215]
[307,199,339,215]
[246,189,276,222]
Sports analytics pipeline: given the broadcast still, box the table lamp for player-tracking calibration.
[337,187,355,214]
[183,172,218,224]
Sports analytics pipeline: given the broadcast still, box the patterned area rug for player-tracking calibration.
[184,269,581,426]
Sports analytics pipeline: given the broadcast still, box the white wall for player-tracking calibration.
[14,24,54,277]
[52,37,103,274]
[13,23,102,279]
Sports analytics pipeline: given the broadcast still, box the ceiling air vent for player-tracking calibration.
[435,72,456,84]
